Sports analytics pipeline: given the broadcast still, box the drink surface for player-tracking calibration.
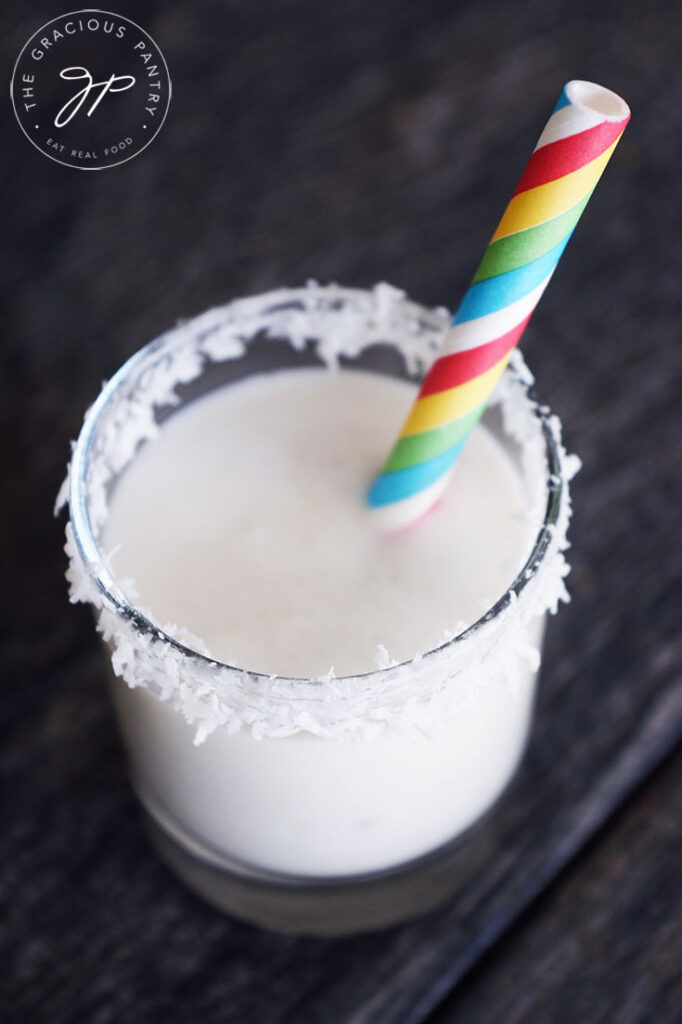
[104,368,532,678]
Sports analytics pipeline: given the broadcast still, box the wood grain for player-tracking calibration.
[430,748,682,1024]
[2,0,681,1021]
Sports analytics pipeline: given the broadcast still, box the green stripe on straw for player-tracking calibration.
[382,402,486,473]
[472,190,593,283]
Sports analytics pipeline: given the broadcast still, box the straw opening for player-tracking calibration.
[565,80,630,121]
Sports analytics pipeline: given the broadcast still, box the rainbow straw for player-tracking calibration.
[368,81,630,529]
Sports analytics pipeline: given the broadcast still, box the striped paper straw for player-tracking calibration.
[368,81,630,529]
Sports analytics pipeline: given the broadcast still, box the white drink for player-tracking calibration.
[103,367,543,876]
[104,369,533,678]
[62,285,574,908]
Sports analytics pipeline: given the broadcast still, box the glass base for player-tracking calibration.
[139,791,502,936]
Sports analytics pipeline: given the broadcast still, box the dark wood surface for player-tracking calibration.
[431,749,682,1024]
[2,1,681,1021]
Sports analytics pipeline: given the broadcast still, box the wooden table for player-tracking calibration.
[3,1,681,1020]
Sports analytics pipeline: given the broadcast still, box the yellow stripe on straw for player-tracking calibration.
[491,137,621,241]
[399,356,510,437]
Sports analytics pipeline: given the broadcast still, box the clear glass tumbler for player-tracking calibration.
[62,285,573,934]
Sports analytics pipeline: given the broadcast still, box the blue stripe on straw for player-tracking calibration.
[553,88,571,113]
[368,436,468,507]
[452,234,571,324]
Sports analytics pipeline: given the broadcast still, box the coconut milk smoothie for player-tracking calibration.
[103,370,532,680]
[104,368,539,875]
[61,285,575,928]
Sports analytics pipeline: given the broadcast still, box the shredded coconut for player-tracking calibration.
[57,284,577,743]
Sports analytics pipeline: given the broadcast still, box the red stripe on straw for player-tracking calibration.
[513,119,628,196]
[418,313,532,397]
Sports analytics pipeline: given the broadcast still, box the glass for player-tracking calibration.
[64,285,571,934]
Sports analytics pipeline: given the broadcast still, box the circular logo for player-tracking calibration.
[10,9,171,169]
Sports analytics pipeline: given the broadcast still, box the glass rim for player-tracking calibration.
[67,285,564,689]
